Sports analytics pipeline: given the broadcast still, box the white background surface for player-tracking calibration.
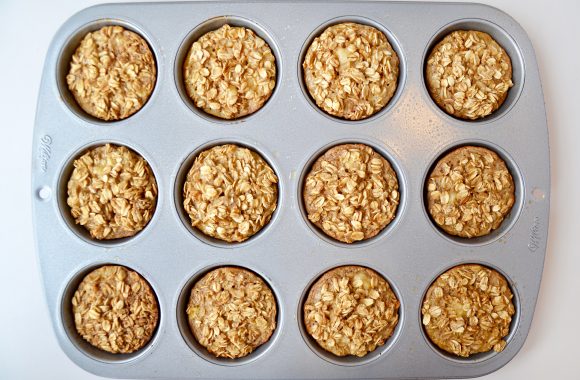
[1,0,578,379]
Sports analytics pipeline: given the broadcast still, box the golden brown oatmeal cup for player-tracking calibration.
[66,144,157,240]
[303,143,399,243]
[304,266,399,357]
[186,267,277,358]
[72,265,159,354]
[425,30,513,120]
[426,145,515,238]
[183,24,276,120]
[303,22,399,120]
[182,144,278,243]
[66,25,156,121]
[422,264,515,357]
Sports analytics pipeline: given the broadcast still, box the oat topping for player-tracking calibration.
[426,30,513,120]
[422,264,515,357]
[67,25,156,121]
[67,144,157,240]
[183,144,278,242]
[427,146,515,238]
[303,144,399,243]
[304,266,399,357]
[183,24,276,119]
[72,265,159,354]
[187,267,277,358]
[303,22,399,120]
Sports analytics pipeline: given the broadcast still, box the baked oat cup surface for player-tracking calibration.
[183,144,278,243]
[66,144,158,240]
[426,146,515,238]
[71,265,159,354]
[183,24,276,120]
[304,266,399,357]
[303,143,399,243]
[66,25,156,121]
[186,267,277,359]
[425,30,513,120]
[422,264,515,357]
[302,22,399,120]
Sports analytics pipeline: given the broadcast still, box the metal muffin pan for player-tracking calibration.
[31,1,549,379]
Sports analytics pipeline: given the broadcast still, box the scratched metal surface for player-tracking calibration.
[31,1,549,379]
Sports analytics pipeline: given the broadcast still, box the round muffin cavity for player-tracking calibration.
[67,144,157,240]
[183,24,276,119]
[303,143,399,243]
[183,144,278,243]
[426,146,515,238]
[72,265,159,354]
[186,267,277,359]
[66,25,156,121]
[303,22,399,120]
[422,264,515,357]
[425,30,513,120]
[304,266,399,357]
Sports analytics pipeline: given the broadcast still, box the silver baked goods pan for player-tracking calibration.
[32,1,549,378]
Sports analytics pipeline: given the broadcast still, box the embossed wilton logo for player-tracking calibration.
[38,135,52,172]
[528,216,541,252]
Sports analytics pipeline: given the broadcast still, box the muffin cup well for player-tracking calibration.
[174,139,282,248]
[297,264,404,366]
[175,16,282,124]
[298,15,406,124]
[422,19,525,124]
[60,263,162,364]
[298,138,407,248]
[57,141,160,248]
[176,264,282,366]
[56,19,158,124]
[418,262,520,364]
[421,140,524,246]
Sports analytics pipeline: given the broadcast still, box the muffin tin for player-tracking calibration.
[32,1,549,379]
